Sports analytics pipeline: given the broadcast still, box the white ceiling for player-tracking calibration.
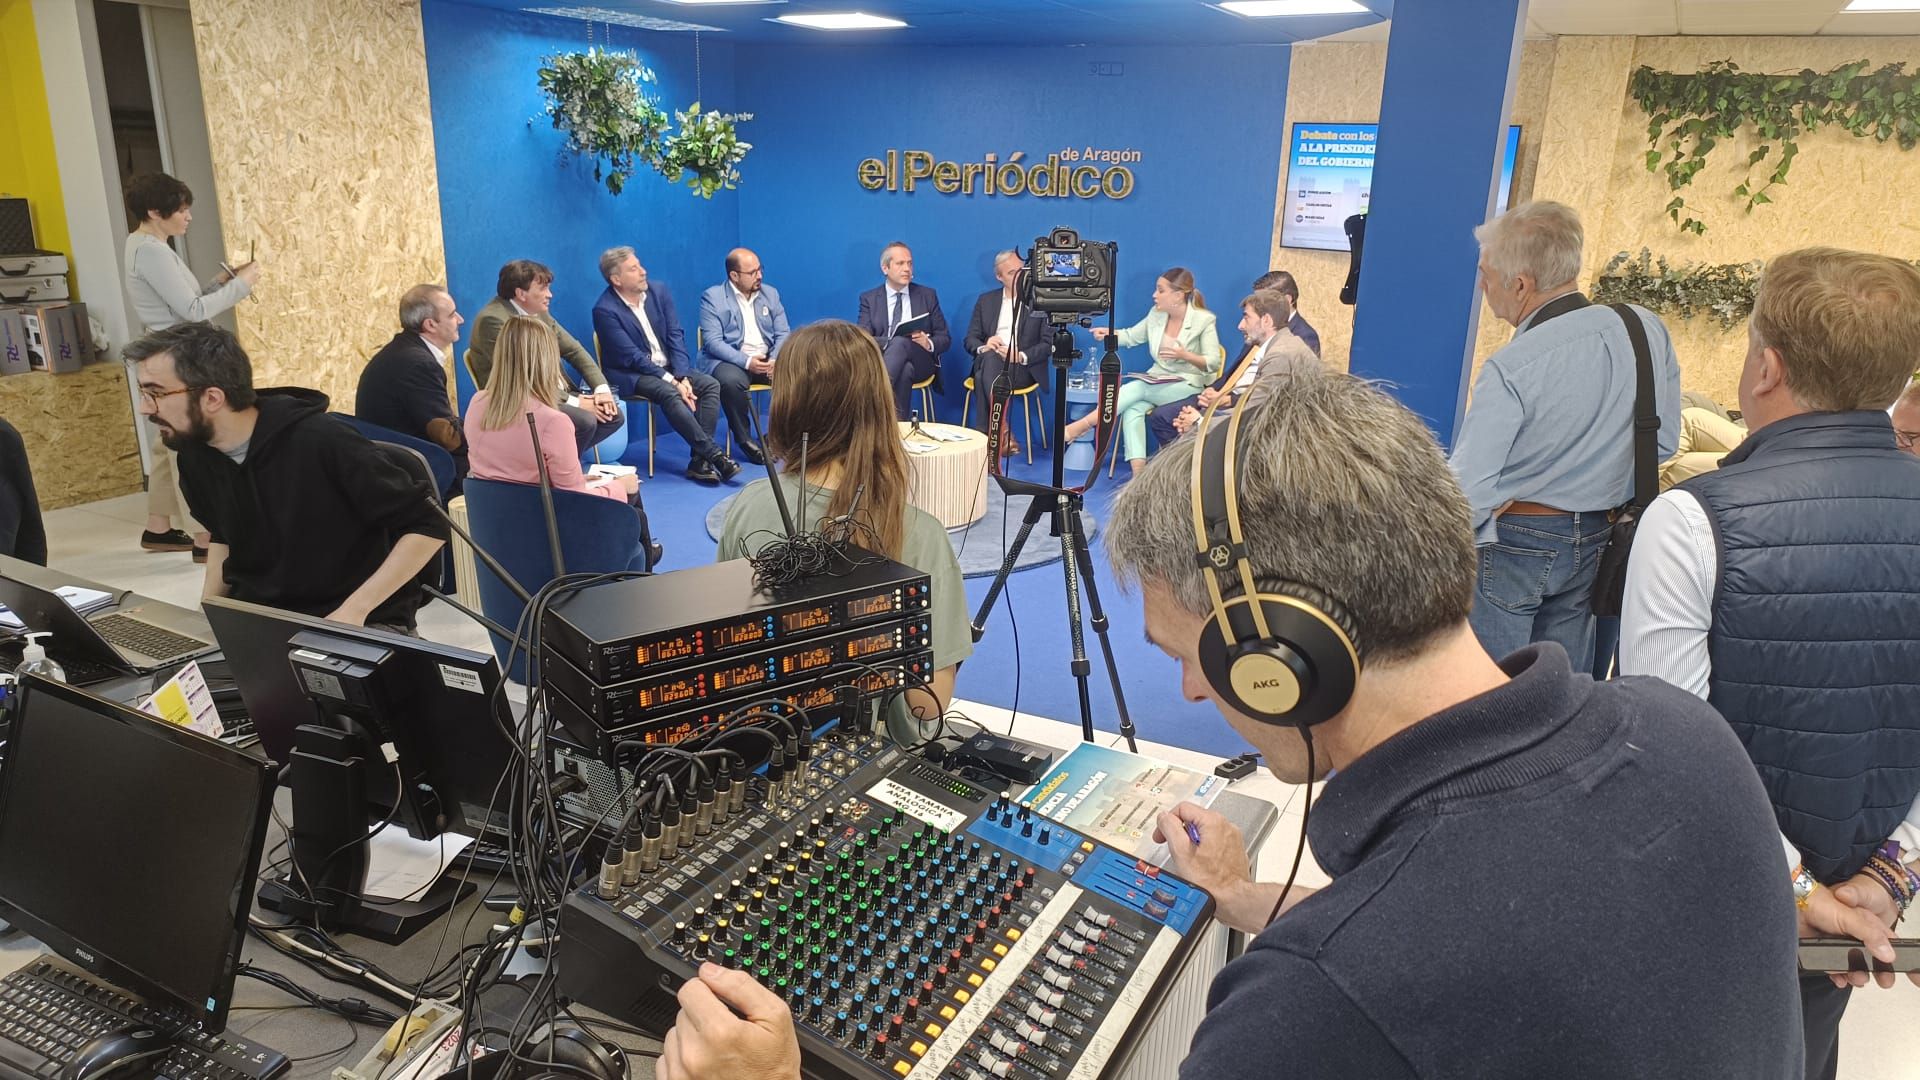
[1319,0,1920,40]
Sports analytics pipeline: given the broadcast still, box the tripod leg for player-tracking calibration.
[969,492,1051,643]
[1053,496,1099,744]
[1069,517,1138,753]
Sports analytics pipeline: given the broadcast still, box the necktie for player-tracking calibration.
[889,290,903,338]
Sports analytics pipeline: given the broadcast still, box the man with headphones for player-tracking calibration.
[654,373,1805,1076]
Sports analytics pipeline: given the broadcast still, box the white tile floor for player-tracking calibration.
[31,494,1920,1078]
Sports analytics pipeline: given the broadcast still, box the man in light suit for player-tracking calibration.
[697,247,790,465]
[358,283,468,486]
[856,241,950,419]
[466,258,622,454]
[591,246,739,485]
[963,249,1049,455]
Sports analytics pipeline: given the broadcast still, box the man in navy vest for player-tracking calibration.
[1621,247,1920,1080]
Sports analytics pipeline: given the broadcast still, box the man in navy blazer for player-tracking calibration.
[856,241,950,419]
[357,284,469,487]
[591,246,739,484]
[697,247,789,465]
[963,250,1050,451]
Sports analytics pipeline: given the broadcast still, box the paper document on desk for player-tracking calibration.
[1019,743,1222,867]
[362,828,476,901]
[1124,372,1186,385]
[139,660,223,739]
[902,439,940,455]
[0,585,116,632]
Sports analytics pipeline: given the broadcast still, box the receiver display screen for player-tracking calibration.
[634,635,698,666]
[846,629,899,660]
[847,593,899,620]
[711,620,770,650]
[780,606,834,634]
[636,675,702,711]
[782,645,837,674]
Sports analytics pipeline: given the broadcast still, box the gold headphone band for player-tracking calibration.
[1222,593,1361,677]
[1190,389,1234,624]
[1218,402,1273,641]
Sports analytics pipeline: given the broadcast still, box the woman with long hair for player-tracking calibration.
[1063,267,1222,475]
[717,320,970,720]
[465,316,659,567]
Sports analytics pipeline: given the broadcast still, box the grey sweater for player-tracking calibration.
[123,232,250,332]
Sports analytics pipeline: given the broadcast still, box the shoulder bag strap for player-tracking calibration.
[1608,303,1659,511]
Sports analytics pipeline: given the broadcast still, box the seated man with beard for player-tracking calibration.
[127,321,448,634]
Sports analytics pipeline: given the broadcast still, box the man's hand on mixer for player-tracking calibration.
[659,962,803,1080]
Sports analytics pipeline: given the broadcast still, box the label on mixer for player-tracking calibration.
[1065,926,1179,1080]
[910,885,1084,1078]
[863,777,968,833]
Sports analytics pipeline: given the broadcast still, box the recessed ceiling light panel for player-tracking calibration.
[1842,0,1920,10]
[773,11,909,30]
[1219,0,1369,16]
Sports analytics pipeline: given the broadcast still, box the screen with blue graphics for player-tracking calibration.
[1281,122,1521,252]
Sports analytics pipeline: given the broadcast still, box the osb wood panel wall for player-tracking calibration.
[1584,35,1920,405]
[1270,40,1558,375]
[188,0,446,409]
[0,365,142,510]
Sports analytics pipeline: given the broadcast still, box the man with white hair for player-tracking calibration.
[1450,200,1680,672]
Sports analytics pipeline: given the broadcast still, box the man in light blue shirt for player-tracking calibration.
[1450,201,1680,673]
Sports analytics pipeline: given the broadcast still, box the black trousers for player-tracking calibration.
[710,362,761,446]
[968,353,1038,433]
[1800,974,1851,1080]
[624,372,723,462]
[561,402,624,454]
[881,337,937,420]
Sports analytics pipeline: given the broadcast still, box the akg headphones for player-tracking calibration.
[1188,398,1363,727]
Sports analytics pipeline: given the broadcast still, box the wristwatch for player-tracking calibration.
[1791,863,1818,909]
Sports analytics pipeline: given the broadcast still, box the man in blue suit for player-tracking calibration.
[591,246,740,485]
[856,241,950,419]
[697,247,790,465]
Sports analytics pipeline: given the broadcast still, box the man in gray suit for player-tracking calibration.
[697,247,790,465]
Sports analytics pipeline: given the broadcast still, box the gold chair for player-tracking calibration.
[959,377,1046,465]
[911,372,939,423]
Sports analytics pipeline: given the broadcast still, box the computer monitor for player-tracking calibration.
[201,596,516,842]
[0,675,273,1033]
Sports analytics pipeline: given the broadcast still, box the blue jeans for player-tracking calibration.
[1468,511,1612,673]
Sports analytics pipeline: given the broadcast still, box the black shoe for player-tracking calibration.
[735,440,766,466]
[192,546,209,564]
[687,460,721,484]
[708,453,743,483]
[648,542,664,569]
[141,528,195,552]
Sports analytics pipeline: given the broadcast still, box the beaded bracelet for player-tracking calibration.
[1862,856,1916,917]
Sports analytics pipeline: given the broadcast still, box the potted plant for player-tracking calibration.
[659,102,754,199]
[537,47,670,196]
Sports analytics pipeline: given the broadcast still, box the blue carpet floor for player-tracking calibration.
[622,423,1246,761]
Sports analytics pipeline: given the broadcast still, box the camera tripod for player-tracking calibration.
[970,321,1138,753]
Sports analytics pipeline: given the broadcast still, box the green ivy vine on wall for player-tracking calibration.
[536,48,753,198]
[1630,59,1920,235]
[1593,248,1920,329]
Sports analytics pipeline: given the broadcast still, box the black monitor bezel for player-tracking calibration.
[0,674,273,1033]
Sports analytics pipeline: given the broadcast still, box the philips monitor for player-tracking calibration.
[1280,122,1522,252]
[200,595,515,842]
[0,675,272,1032]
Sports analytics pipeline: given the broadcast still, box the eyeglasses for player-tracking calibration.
[139,385,200,406]
[1897,429,1919,450]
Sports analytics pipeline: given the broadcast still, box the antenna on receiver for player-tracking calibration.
[747,403,796,539]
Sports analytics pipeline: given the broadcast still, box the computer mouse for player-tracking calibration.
[62,1024,172,1080]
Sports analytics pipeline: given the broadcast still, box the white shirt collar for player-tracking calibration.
[509,300,530,317]
[417,333,446,363]
[732,283,758,305]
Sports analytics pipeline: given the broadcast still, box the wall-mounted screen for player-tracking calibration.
[1279,123,1522,252]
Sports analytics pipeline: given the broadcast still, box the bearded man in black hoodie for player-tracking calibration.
[127,322,449,633]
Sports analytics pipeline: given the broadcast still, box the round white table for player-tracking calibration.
[899,421,989,528]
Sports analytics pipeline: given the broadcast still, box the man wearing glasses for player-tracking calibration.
[697,247,790,465]
[126,321,448,634]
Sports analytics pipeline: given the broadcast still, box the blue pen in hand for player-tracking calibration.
[1184,822,1203,846]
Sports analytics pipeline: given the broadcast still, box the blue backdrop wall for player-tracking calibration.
[734,43,1290,417]
[421,0,742,403]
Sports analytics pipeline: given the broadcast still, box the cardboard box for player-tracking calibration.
[23,302,92,374]
[0,308,30,376]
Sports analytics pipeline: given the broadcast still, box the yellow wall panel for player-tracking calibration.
[186,0,446,408]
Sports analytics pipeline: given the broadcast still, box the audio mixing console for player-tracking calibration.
[558,724,1215,1080]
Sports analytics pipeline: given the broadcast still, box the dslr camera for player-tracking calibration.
[1022,227,1115,323]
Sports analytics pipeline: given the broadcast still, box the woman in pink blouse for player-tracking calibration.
[464,315,659,566]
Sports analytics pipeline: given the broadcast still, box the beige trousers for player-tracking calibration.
[1659,407,1748,490]
[143,428,203,534]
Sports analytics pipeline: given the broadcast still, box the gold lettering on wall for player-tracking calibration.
[857,147,1139,200]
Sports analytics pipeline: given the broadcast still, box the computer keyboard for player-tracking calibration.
[0,959,287,1080]
[89,615,209,664]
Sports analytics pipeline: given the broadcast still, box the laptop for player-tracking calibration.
[0,560,218,675]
